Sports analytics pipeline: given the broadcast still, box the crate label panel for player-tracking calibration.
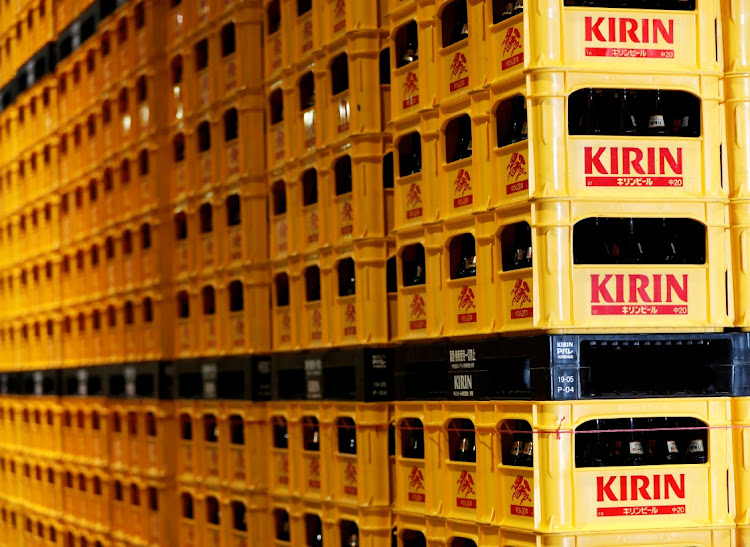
[565,10,697,70]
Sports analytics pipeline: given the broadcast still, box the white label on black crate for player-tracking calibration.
[305,358,323,400]
[304,358,322,373]
[556,341,575,360]
[124,366,137,397]
[449,348,476,370]
[257,360,271,374]
[371,354,387,368]
[372,380,389,398]
[454,374,473,391]
[307,379,321,399]
[33,372,43,396]
[77,370,88,396]
[452,373,475,398]
[202,363,218,399]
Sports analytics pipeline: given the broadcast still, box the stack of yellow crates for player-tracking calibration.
[724,2,750,544]
[2,0,750,546]
[263,0,396,544]
[0,0,274,545]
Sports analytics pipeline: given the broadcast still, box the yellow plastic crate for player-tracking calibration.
[434,91,491,223]
[489,74,723,209]
[269,494,294,545]
[61,385,109,464]
[267,404,295,498]
[266,77,294,170]
[722,0,749,75]
[394,398,734,531]
[290,252,329,350]
[221,489,270,546]
[393,512,448,546]
[293,64,327,158]
[319,134,393,248]
[321,503,392,547]
[19,510,66,547]
[17,396,60,461]
[107,393,176,479]
[320,401,392,508]
[217,97,266,186]
[289,401,327,502]
[0,452,20,505]
[733,397,750,525]
[220,399,270,492]
[0,29,15,88]
[724,201,750,329]
[290,498,324,547]
[263,0,290,81]
[423,200,731,339]
[218,264,272,355]
[320,34,390,143]
[215,8,264,97]
[487,0,721,91]
[287,154,327,256]
[724,74,750,200]
[433,0,488,106]
[499,526,735,547]
[392,111,440,231]
[283,0,320,68]
[320,238,396,347]
[175,486,200,546]
[321,0,388,47]
[269,171,294,261]
[0,501,22,547]
[176,401,201,484]
[389,2,438,125]
[272,259,298,352]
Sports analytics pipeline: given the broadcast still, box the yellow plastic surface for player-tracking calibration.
[394,398,734,532]
[320,402,392,508]
[415,201,731,339]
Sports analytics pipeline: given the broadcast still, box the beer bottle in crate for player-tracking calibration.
[589,419,610,467]
[583,88,603,135]
[625,418,645,466]
[450,1,469,44]
[306,426,320,451]
[619,88,639,136]
[496,1,514,22]
[648,90,668,136]
[400,27,419,67]
[455,433,476,463]
[339,425,357,454]
[512,0,524,16]
[685,419,707,464]
[453,117,473,162]
[510,95,528,144]
[508,430,524,466]
[404,424,425,459]
[661,418,682,464]
[277,511,290,541]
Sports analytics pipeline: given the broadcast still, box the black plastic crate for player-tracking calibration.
[15,43,56,96]
[216,355,272,401]
[272,348,394,401]
[56,4,98,62]
[322,347,394,401]
[0,372,22,395]
[61,367,107,397]
[172,357,221,399]
[172,356,272,400]
[107,362,173,399]
[0,83,15,115]
[19,370,59,396]
[271,350,324,400]
[396,333,750,401]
